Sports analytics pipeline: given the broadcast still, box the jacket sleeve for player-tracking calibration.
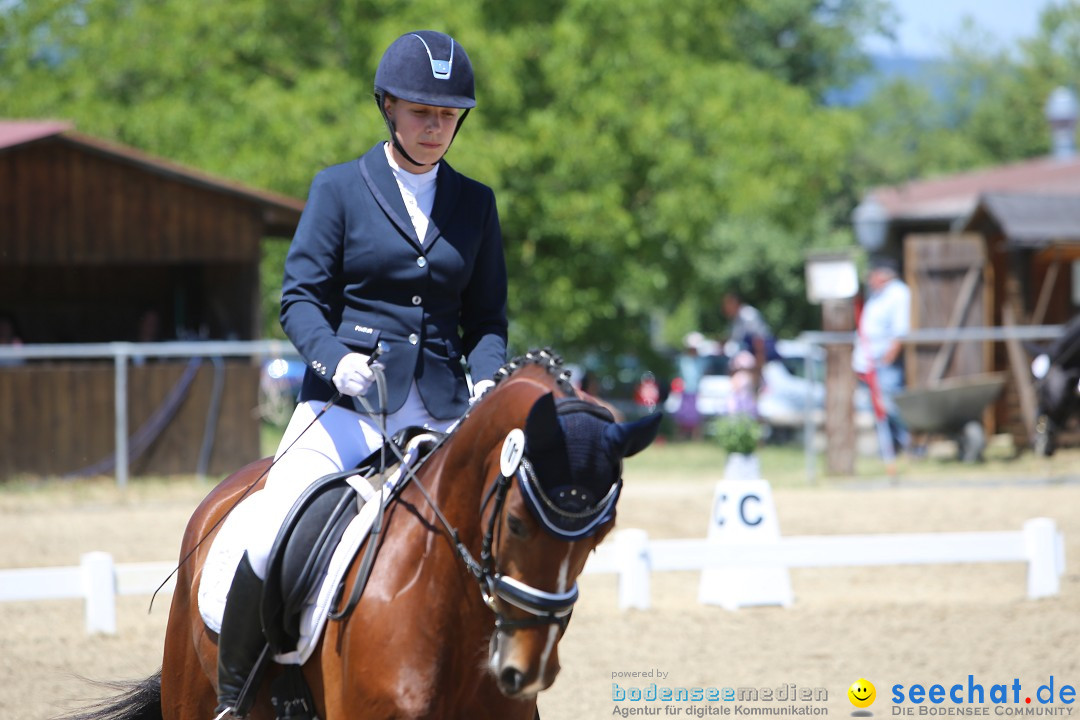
[280,170,352,385]
[460,185,508,383]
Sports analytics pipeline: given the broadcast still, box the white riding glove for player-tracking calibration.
[332,353,378,397]
[470,379,495,406]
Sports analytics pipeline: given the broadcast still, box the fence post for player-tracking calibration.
[113,345,130,490]
[81,552,117,635]
[616,529,651,611]
[1023,518,1060,600]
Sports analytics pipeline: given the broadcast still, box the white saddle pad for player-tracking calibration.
[198,434,437,665]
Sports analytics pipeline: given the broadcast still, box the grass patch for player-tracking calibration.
[625,438,1080,489]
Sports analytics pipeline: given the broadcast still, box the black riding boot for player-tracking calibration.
[215,553,269,719]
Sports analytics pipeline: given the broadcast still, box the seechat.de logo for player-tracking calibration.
[849,678,877,715]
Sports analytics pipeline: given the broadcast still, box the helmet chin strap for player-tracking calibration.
[375,92,469,168]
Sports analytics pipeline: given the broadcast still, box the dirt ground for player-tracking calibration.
[3,454,1080,719]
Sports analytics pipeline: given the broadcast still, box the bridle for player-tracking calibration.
[341,350,621,634]
[458,423,621,633]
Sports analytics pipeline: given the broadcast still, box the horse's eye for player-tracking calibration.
[506,514,529,538]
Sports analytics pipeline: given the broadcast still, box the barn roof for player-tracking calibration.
[869,154,1080,223]
[964,192,1080,247]
[0,120,74,148]
[0,119,304,236]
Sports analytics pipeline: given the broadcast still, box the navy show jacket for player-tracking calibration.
[280,143,508,420]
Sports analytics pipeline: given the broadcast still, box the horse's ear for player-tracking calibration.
[525,392,561,450]
[603,412,663,459]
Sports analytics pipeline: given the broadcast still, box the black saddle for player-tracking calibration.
[260,426,442,655]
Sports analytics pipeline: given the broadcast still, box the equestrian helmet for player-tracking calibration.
[374,31,476,109]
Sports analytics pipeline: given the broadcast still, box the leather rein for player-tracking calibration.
[343,351,615,635]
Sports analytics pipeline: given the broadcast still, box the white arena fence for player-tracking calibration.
[0,552,176,634]
[0,519,1063,634]
[581,519,1065,610]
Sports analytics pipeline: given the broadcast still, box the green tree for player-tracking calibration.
[1,0,885,366]
[855,2,1080,193]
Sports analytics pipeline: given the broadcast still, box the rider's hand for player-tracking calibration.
[470,379,495,406]
[333,353,377,397]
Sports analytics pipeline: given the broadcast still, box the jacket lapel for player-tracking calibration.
[424,161,461,248]
[357,145,422,249]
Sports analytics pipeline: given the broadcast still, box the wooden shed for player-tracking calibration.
[862,154,1080,447]
[0,120,304,478]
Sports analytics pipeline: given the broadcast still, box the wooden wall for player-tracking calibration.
[904,234,993,386]
[1,138,263,266]
[0,361,261,479]
[0,132,300,480]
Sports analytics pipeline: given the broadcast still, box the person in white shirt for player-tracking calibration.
[853,256,911,458]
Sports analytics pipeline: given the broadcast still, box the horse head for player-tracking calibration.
[473,368,662,699]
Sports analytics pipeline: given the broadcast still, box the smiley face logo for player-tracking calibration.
[848,678,876,709]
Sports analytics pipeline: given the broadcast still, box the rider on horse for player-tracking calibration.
[213,29,507,719]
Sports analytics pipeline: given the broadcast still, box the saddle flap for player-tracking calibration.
[262,474,359,654]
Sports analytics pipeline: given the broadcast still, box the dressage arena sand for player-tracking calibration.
[3,449,1080,720]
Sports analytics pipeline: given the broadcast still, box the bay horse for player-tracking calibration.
[61,349,661,720]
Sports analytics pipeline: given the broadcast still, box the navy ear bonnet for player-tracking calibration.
[520,394,662,539]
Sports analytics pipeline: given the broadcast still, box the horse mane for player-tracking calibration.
[492,348,577,396]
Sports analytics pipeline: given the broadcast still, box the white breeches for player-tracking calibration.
[234,383,456,579]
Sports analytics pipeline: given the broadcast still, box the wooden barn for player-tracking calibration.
[0,120,304,478]
[857,145,1080,448]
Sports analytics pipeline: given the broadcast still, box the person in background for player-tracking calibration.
[211,30,508,719]
[727,350,758,418]
[0,312,22,346]
[0,312,24,367]
[853,256,911,462]
[722,292,779,375]
[673,331,706,440]
[634,371,660,414]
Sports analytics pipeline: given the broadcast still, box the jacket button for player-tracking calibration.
[417,257,427,268]
[408,333,419,345]
[412,295,422,305]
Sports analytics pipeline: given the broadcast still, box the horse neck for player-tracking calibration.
[432,368,559,532]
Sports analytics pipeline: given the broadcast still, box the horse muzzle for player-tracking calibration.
[488,624,562,699]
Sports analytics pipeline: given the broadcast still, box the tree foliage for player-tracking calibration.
[854,2,1080,191]
[2,0,888,364]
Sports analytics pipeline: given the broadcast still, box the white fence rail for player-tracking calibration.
[0,339,300,488]
[0,552,175,634]
[0,519,1064,634]
[583,518,1065,610]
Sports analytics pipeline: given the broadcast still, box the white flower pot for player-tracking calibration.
[723,452,761,480]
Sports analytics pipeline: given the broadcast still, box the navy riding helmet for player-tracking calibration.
[374,30,475,167]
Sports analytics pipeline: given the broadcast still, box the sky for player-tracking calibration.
[862,0,1061,58]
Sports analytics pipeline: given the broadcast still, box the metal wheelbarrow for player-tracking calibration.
[894,372,1008,462]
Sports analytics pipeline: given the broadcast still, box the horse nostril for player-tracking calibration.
[499,666,525,695]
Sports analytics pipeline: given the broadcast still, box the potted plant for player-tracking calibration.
[710,413,762,479]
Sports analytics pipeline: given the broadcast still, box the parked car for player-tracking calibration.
[663,351,730,417]
[259,355,305,425]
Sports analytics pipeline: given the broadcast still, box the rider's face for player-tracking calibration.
[384,97,461,171]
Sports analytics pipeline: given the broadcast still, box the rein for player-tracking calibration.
[349,351,603,634]
[309,350,604,636]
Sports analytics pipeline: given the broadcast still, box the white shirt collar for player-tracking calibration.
[383,142,439,191]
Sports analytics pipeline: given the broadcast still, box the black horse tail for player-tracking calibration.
[55,671,163,720]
